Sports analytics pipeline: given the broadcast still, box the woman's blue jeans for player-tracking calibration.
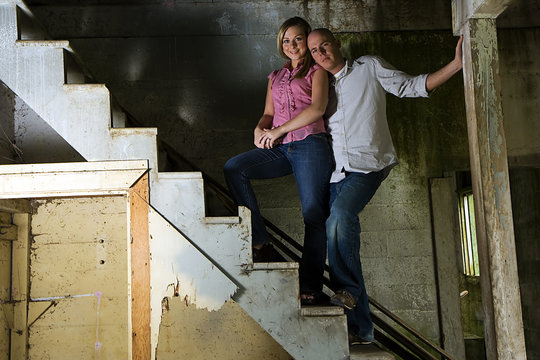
[326,167,391,341]
[224,133,333,294]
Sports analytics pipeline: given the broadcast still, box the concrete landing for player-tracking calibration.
[349,344,395,360]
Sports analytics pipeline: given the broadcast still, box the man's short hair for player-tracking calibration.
[309,28,336,40]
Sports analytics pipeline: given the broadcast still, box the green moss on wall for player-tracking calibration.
[335,31,469,177]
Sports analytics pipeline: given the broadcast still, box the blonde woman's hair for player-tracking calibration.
[277,16,314,79]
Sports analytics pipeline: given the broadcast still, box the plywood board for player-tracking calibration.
[129,173,151,360]
[28,297,128,359]
[11,213,30,360]
[28,197,130,359]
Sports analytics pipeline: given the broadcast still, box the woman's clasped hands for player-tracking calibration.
[255,126,285,149]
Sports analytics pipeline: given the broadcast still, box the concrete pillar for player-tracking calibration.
[461,18,526,360]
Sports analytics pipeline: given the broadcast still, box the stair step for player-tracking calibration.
[204,216,239,225]
[250,262,299,271]
[110,127,158,137]
[15,39,71,50]
[350,344,395,359]
[300,305,344,317]
[63,83,108,92]
[158,172,202,180]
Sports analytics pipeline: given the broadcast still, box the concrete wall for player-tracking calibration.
[509,168,540,360]
[499,25,540,360]
[8,0,538,355]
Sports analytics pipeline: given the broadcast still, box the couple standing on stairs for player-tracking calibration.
[223,16,463,345]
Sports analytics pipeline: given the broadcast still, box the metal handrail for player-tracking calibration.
[130,114,455,360]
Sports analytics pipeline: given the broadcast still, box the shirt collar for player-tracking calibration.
[333,60,348,80]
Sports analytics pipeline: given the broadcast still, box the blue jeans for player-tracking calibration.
[224,133,333,294]
[326,167,391,341]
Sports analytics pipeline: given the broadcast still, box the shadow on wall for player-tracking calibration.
[0,81,84,165]
[0,82,18,164]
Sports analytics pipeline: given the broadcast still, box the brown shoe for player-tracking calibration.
[330,290,357,310]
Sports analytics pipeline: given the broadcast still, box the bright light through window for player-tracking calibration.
[458,190,480,276]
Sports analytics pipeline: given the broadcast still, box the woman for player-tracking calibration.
[224,17,332,304]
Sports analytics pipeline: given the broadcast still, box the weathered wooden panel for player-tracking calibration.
[28,196,130,359]
[462,17,526,359]
[28,297,129,359]
[0,213,10,360]
[11,213,30,360]
[129,173,151,360]
[0,161,147,199]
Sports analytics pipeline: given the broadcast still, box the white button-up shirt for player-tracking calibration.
[326,56,429,183]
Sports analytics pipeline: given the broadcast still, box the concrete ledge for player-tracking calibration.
[157,172,202,180]
[110,127,158,137]
[204,216,240,224]
[62,83,108,92]
[350,344,395,359]
[15,39,70,50]
[300,306,344,317]
[250,262,299,271]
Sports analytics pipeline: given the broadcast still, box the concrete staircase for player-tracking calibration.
[0,1,393,359]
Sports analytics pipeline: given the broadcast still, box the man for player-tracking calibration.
[307,28,463,344]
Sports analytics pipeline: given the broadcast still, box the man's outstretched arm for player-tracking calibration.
[426,35,463,92]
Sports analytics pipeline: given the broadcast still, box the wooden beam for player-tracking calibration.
[129,173,151,360]
[452,0,515,33]
[461,18,526,360]
[10,213,30,359]
[0,160,148,199]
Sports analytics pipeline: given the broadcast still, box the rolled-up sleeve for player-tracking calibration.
[372,56,429,98]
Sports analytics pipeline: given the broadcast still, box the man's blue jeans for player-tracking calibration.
[327,167,391,341]
[224,133,333,294]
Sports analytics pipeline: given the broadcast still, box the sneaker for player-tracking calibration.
[330,290,357,310]
[348,333,373,346]
[252,243,284,262]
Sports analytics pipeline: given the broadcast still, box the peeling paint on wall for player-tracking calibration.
[148,206,238,358]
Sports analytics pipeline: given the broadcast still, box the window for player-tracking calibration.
[458,189,480,276]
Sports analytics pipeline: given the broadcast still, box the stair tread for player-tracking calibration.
[250,262,299,271]
[158,172,202,179]
[349,344,395,359]
[15,39,71,49]
[204,216,239,225]
[300,305,344,317]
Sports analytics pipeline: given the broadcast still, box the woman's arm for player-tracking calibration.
[262,68,329,148]
[254,79,275,149]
